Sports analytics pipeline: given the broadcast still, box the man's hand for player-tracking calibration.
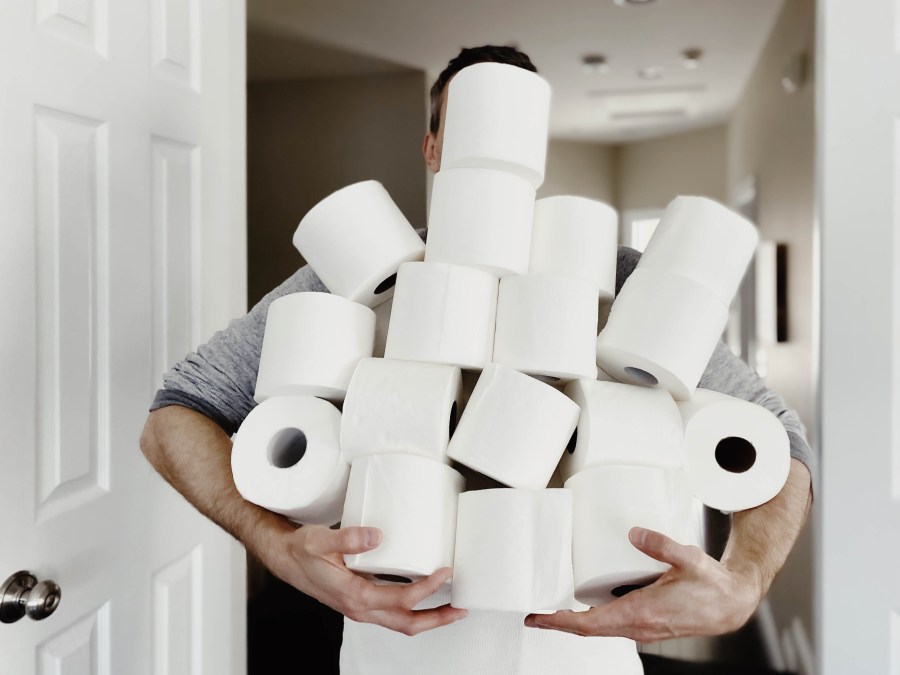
[523,526,761,640]
[524,458,811,641]
[264,524,467,636]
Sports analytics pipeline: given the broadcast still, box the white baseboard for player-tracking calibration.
[756,598,787,671]
[790,616,815,675]
[756,598,816,675]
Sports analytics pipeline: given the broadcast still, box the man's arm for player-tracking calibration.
[525,458,810,639]
[141,404,466,635]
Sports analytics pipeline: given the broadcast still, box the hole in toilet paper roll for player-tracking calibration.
[624,367,658,386]
[374,273,397,295]
[449,401,459,438]
[611,583,649,598]
[374,573,413,584]
[267,428,307,469]
[566,429,578,454]
[714,436,757,473]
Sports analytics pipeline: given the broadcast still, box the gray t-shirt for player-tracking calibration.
[150,245,815,475]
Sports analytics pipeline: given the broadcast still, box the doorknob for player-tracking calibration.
[0,571,62,623]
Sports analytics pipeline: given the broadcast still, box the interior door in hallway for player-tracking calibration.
[0,0,247,672]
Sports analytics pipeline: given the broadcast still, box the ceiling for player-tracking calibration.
[247,0,785,142]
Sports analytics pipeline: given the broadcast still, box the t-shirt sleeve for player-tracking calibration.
[614,246,816,479]
[149,264,328,435]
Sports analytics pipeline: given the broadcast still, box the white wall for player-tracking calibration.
[616,124,729,211]
[538,139,617,204]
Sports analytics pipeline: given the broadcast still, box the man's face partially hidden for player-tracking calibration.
[423,85,450,174]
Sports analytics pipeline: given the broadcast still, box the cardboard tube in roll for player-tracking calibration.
[451,488,573,612]
[441,62,551,187]
[639,196,759,305]
[255,292,375,403]
[293,180,425,308]
[231,396,348,525]
[384,261,498,370]
[596,267,729,400]
[425,167,535,277]
[677,389,791,512]
[493,274,599,383]
[446,364,580,489]
[559,379,685,482]
[340,357,463,464]
[566,465,683,607]
[529,196,619,300]
[342,454,465,584]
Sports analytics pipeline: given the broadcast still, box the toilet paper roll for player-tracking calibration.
[293,180,425,308]
[566,465,683,607]
[559,379,685,482]
[596,267,729,400]
[493,274,599,383]
[529,196,618,299]
[425,167,535,277]
[232,396,348,525]
[384,261,498,370]
[441,62,551,187]
[342,454,465,584]
[446,364,580,489]
[340,357,463,464]
[639,196,759,305]
[255,292,376,403]
[451,488,573,612]
[677,389,791,512]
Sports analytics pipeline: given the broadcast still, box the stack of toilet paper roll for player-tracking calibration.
[596,195,760,400]
[227,58,794,614]
[232,180,428,526]
[339,357,466,584]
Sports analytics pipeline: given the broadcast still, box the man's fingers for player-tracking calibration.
[353,566,454,611]
[399,567,454,609]
[629,527,701,568]
[312,526,383,556]
[525,609,595,636]
[382,603,468,636]
[525,601,641,638]
[370,604,467,636]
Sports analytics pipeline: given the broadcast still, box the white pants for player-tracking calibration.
[340,610,644,675]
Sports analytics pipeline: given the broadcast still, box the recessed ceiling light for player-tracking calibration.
[682,47,703,69]
[637,66,664,80]
[613,0,660,6]
[581,54,609,75]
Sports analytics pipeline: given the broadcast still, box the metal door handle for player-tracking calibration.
[0,571,62,623]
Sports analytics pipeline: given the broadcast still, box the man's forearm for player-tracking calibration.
[140,405,294,560]
[721,458,813,598]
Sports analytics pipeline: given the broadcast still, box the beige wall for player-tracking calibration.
[726,0,816,656]
[538,126,728,217]
[617,124,729,212]
[247,71,427,305]
[538,139,617,204]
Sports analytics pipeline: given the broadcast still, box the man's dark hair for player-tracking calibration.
[429,45,537,134]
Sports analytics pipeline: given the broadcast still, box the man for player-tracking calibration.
[141,45,813,673]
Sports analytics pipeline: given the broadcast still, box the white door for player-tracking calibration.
[0,1,247,673]
[816,0,900,673]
